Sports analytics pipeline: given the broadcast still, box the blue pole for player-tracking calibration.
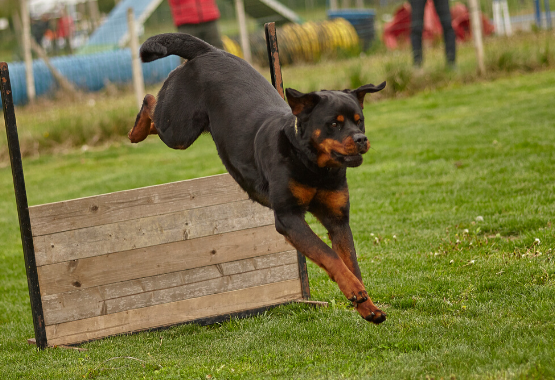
[544,0,552,29]
[535,0,542,27]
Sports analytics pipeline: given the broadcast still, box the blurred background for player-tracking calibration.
[0,0,553,160]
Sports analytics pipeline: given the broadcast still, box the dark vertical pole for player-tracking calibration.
[296,251,311,300]
[264,22,285,100]
[264,25,310,299]
[1,62,47,349]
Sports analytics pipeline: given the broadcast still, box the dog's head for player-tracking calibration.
[285,82,386,168]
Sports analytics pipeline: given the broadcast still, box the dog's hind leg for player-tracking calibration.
[153,109,209,150]
[128,94,158,143]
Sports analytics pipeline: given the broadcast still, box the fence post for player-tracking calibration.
[20,0,35,103]
[1,62,47,349]
[234,0,252,64]
[469,0,486,75]
[88,0,101,30]
[128,8,145,110]
[545,0,552,29]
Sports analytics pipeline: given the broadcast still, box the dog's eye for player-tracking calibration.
[331,122,338,128]
[357,120,363,126]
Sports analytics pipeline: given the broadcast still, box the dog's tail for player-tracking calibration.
[140,33,216,63]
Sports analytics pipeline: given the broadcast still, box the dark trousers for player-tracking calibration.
[177,20,224,50]
[410,0,456,65]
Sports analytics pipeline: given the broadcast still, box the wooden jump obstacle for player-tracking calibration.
[2,23,320,350]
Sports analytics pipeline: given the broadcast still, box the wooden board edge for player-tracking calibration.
[29,299,326,349]
[27,338,88,351]
[28,173,232,210]
[43,300,297,347]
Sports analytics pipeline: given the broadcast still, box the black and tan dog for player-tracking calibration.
[128,33,387,323]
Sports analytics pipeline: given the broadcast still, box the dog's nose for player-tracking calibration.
[353,133,368,148]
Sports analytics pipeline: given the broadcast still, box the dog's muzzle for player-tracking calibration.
[353,133,369,153]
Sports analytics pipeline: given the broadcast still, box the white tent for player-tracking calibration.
[29,0,88,17]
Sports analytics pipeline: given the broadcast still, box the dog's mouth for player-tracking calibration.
[332,151,364,167]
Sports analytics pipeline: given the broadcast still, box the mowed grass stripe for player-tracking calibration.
[0,70,553,379]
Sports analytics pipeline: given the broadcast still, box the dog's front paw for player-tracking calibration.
[355,299,387,324]
[363,309,387,324]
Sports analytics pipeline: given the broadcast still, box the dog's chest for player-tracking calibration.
[288,179,348,216]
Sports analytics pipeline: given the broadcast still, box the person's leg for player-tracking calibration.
[410,0,427,66]
[177,21,223,50]
[200,20,224,49]
[177,23,200,36]
[433,0,456,65]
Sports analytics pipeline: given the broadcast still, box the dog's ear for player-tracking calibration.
[286,88,321,116]
[350,81,386,109]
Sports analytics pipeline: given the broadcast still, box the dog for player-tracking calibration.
[128,33,387,324]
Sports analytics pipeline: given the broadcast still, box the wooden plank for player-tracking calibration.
[37,225,291,295]
[42,252,298,325]
[34,199,275,266]
[29,174,248,236]
[45,279,302,346]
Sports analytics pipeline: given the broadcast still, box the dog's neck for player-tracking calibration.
[283,118,337,176]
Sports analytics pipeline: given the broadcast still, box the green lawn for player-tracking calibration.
[1,69,554,379]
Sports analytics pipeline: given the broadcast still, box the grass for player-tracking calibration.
[1,66,554,378]
[1,29,554,162]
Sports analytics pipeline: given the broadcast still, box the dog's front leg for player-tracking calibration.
[312,209,362,281]
[274,212,385,323]
[324,219,386,324]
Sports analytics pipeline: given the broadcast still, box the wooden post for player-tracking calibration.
[468,0,486,75]
[264,22,284,99]
[30,39,79,95]
[234,0,252,64]
[88,0,100,30]
[265,22,310,300]
[20,0,35,103]
[1,62,47,349]
[128,8,145,110]
[501,0,512,36]
[492,0,503,36]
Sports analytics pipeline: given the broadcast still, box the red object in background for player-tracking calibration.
[450,2,495,41]
[56,14,74,39]
[382,3,412,49]
[168,0,220,26]
[382,1,494,50]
